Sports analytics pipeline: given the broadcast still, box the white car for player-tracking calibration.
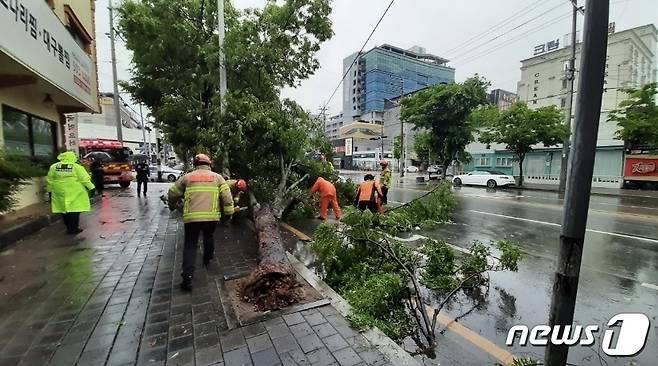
[452,170,516,188]
[149,165,183,182]
[405,166,419,173]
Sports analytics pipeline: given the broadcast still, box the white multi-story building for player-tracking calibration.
[463,24,657,188]
[518,23,657,111]
[324,113,343,140]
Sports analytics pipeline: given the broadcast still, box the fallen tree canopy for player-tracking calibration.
[241,205,303,311]
[312,182,522,358]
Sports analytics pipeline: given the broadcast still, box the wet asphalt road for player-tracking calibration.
[375,177,658,365]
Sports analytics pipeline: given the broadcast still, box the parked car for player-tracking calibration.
[149,165,183,182]
[452,170,515,188]
[405,166,419,173]
[428,165,443,180]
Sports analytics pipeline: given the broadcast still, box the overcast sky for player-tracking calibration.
[95,0,658,118]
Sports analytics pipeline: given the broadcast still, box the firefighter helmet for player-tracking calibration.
[193,153,212,166]
[236,179,247,191]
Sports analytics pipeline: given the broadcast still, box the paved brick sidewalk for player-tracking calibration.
[0,185,394,366]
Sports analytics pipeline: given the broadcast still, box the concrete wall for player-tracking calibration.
[9,177,47,212]
[52,0,95,37]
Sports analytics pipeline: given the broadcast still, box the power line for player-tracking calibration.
[442,0,546,56]
[449,1,567,62]
[323,0,396,111]
[456,10,572,66]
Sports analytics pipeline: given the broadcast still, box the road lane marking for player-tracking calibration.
[641,282,658,291]
[426,305,516,365]
[396,186,658,220]
[468,210,658,243]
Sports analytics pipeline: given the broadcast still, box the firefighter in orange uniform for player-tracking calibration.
[309,177,342,220]
[355,174,384,213]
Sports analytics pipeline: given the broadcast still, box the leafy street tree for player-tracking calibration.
[413,131,433,165]
[393,136,401,161]
[119,0,334,309]
[608,83,658,147]
[474,102,568,187]
[400,77,489,178]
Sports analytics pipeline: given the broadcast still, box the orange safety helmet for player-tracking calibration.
[193,153,212,166]
[379,160,389,167]
[236,179,248,191]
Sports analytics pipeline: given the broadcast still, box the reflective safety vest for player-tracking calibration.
[356,180,383,203]
[168,166,234,223]
[380,168,392,188]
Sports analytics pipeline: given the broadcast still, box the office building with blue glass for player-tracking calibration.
[342,44,454,123]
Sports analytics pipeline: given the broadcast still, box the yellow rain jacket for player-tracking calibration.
[46,151,95,213]
[168,166,234,223]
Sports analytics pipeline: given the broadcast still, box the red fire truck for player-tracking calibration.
[79,138,134,188]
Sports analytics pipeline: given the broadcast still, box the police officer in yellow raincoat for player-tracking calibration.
[46,151,95,234]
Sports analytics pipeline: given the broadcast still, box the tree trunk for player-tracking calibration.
[241,205,303,311]
[441,159,449,180]
[518,154,525,187]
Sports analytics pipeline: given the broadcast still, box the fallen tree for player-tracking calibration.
[242,205,302,310]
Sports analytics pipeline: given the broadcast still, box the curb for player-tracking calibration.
[499,185,658,199]
[0,193,105,251]
[286,252,421,366]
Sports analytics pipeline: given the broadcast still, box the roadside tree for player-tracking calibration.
[608,83,658,147]
[475,102,567,187]
[119,0,334,309]
[413,131,433,165]
[400,77,489,178]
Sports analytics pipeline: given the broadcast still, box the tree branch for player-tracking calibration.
[431,271,482,331]
[284,173,309,195]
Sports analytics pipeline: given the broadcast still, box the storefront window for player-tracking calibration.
[2,108,31,156]
[2,106,56,160]
[32,117,56,158]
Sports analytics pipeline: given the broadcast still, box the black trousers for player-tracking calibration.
[381,186,389,205]
[92,175,104,195]
[62,213,80,233]
[182,221,217,277]
[358,201,378,213]
[137,179,148,195]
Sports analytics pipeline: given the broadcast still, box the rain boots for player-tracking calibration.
[180,274,193,292]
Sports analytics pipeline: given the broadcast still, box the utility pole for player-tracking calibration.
[399,78,405,177]
[109,0,123,145]
[319,104,328,136]
[559,0,581,192]
[217,0,229,175]
[217,0,227,111]
[545,1,609,365]
[139,103,148,158]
